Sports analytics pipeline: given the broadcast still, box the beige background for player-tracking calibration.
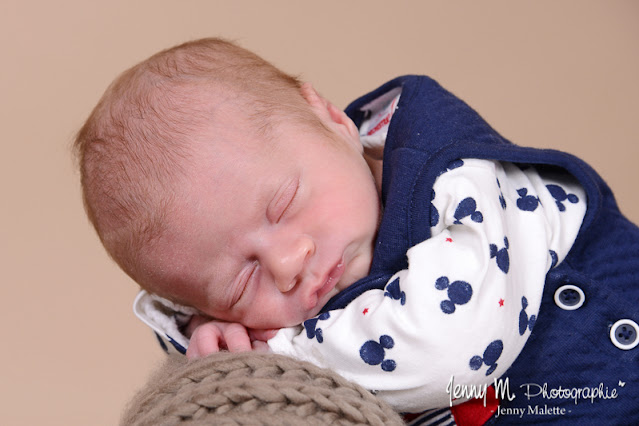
[1,1,638,424]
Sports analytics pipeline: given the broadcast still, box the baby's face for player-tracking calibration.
[147,106,381,330]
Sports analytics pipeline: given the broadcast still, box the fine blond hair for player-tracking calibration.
[74,37,320,279]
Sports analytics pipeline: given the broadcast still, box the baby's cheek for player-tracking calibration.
[340,255,373,291]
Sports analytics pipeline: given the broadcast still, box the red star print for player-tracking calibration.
[446,237,453,243]
[498,299,504,307]
[363,308,369,315]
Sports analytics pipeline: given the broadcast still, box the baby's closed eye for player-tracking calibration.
[268,177,300,223]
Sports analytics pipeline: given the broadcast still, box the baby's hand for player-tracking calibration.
[185,315,278,359]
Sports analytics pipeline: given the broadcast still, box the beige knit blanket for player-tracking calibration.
[122,352,403,425]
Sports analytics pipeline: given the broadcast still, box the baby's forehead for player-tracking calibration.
[194,116,282,161]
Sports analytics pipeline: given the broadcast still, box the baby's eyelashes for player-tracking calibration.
[231,261,259,306]
[267,177,300,223]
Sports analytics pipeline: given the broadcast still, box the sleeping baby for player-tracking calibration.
[74,38,639,422]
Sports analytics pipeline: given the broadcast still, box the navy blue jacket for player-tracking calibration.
[323,76,639,424]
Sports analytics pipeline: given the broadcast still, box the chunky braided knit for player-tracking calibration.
[122,352,403,425]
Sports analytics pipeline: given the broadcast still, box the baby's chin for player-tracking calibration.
[297,302,328,325]
[270,279,355,329]
[303,306,324,323]
[301,287,340,321]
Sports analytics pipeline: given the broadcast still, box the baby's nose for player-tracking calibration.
[269,235,315,293]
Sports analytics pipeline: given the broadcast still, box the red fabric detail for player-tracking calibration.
[498,298,504,307]
[451,385,499,426]
[366,114,391,136]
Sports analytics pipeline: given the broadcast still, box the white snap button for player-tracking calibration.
[554,284,585,310]
[610,319,639,350]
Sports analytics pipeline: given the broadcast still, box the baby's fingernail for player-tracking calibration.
[252,341,270,352]
[186,347,200,360]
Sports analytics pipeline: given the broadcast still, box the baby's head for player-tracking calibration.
[75,38,380,329]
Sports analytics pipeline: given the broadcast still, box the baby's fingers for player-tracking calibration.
[186,322,222,360]
[251,340,270,352]
[220,322,252,353]
[248,328,279,342]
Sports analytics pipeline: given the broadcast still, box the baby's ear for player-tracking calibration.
[300,83,361,149]
[300,82,328,111]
